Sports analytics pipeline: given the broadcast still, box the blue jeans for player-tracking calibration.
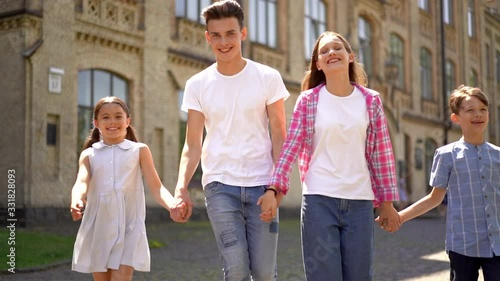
[205,182,279,281]
[301,195,374,281]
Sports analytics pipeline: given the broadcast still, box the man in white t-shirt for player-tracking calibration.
[171,1,289,280]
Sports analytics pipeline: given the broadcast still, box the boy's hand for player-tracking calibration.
[70,199,85,221]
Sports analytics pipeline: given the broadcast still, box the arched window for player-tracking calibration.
[420,48,433,100]
[445,59,456,99]
[77,69,129,152]
[469,69,478,87]
[358,17,373,77]
[304,0,326,59]
[389,33,405,88]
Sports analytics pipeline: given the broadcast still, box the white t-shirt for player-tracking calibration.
[182,59,290,187]
[303,86,374,200]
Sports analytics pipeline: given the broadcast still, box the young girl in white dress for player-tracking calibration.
[70,96,186,281]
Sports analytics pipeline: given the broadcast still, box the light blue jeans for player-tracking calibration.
[301,195,374,281]
[205,181,279,281]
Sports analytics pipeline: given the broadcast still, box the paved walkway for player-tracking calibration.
[1,215,485,281]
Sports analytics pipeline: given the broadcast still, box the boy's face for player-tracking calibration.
[451,95,489,136]
[205,17,247,63]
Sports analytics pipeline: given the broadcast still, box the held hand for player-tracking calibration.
[170,188,193,223]
[376,202,402,233]
[257,191,277,223]
[70,199,85,221]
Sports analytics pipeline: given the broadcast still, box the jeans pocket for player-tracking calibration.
[204,181,220,199]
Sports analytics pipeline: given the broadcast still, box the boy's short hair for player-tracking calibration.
[449,85,489,114]
[201,0,244,29]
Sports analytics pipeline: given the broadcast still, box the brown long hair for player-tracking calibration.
[301,31,367,91]
[82,96,138,149]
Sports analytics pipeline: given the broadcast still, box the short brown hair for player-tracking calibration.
[201,0,244,30]
[449,85,489,115]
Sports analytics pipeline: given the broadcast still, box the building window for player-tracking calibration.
[424,138,437,193]
[467,0,475,37]
[77,70,129,152]
[442,0,453,25]
[496,50,500,84]
[445,60,456,99]
[486,44,492,80]
[249,0,277,48]
[420,48,433,100]
[358,17,373,77]
[444,60,457,97]
[304,0,326,59]
[418,0,430,12]
[389,33,404,88]
[498,106,500,142]
[469,69,478,87]
[175,0,211,24]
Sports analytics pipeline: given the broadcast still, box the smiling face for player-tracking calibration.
[451,95,489,139]
[315,35,354,75]
[205,17,246,65]
[93,102,130,145]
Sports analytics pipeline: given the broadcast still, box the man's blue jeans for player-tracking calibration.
[301,195,374,281]
[205,182,279,281]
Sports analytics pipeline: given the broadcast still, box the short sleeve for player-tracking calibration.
[181,78,202,113]
[429,148,451,188]
[266,69,290,105]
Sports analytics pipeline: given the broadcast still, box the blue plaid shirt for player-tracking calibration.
[430,139,500,257]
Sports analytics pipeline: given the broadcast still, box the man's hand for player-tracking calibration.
[170,188,193,223]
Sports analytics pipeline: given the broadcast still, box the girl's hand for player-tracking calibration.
[70,199,85,221]
[257,190,278,222]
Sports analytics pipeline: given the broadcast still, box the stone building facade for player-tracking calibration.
[0,0,499,224]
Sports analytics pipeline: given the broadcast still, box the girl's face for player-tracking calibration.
[315,35,353,75]
[93,103,130,145]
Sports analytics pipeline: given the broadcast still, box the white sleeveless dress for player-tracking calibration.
[72,140,150,273]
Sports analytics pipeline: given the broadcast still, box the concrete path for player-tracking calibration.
[1,216,485,281]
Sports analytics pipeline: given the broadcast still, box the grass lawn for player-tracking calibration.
[0,228,75,272]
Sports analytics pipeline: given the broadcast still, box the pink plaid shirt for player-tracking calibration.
[270,83,399,207]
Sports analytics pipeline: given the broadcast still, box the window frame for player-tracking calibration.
[358,16,373,77]
[249,0,278,48]
[175,0,211,24]
[389,33,405,89]
[77,69,129,153]
[420,48,433,100]
[304,0,326,59]
[418,0,430,12]
[444,59,456,99]
[442,0,453,26]
[467,0,476,38]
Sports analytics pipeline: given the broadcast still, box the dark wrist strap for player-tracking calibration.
[264,187,277,196]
